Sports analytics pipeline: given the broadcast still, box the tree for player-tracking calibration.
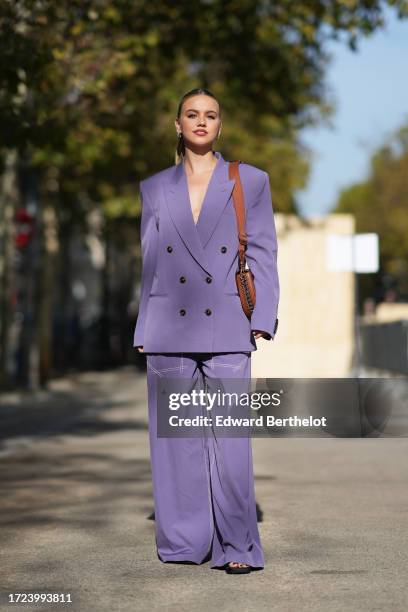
[336,123,408,297]
[1,0,407,386]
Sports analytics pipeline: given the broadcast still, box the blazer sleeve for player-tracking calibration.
[133,182,159,347]
[244,171,280,340]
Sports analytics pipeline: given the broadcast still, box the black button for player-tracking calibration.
[167,245,173,252]
[205,309,212,316]
[221,246,227,253]
[179,309,186,316]
[179,276,186,283]
[205,276,212,283]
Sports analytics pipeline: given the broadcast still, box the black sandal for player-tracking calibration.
[225,561,251,574]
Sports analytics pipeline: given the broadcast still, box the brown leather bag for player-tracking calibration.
[229,160,256,319]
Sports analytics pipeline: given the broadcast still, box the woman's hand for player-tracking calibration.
[137,346,144,353]
[252,330,266,340]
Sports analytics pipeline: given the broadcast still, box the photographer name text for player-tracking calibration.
[167,415,327,428]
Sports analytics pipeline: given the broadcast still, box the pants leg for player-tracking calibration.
[200,352,264,569]
[146,353,213,564]
[145,351,264,569]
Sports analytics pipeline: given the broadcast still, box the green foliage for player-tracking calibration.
[335,123,408,288]
[0,0,406,220]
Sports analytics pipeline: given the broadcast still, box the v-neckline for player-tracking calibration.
[183,155,219,227]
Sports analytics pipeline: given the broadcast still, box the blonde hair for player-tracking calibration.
[174,88,221,165]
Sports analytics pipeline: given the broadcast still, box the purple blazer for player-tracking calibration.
[133,150,279,353]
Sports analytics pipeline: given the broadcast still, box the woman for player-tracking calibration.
[134,88,280,574]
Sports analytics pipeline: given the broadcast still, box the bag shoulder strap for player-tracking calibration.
[229,160,247,267]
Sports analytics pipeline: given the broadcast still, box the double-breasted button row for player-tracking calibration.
[168,245,226,253]
[179,308,212,316]
[177,276,212,283]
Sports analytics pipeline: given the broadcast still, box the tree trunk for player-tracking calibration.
[36,202,59,387]
[0,150,18,390]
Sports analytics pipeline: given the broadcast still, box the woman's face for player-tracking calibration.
[176,94,221,149]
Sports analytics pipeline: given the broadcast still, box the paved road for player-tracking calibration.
[0,366,407,612]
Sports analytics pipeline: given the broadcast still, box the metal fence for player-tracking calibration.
[359,320,408,375]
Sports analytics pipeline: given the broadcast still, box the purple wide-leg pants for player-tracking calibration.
[145,351,264,569]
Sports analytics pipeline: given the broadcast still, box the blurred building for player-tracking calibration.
[253,213,356,378]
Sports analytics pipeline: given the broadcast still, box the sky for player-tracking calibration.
[296,7,408,219]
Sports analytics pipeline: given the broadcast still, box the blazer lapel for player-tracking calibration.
[164,151,236,276]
